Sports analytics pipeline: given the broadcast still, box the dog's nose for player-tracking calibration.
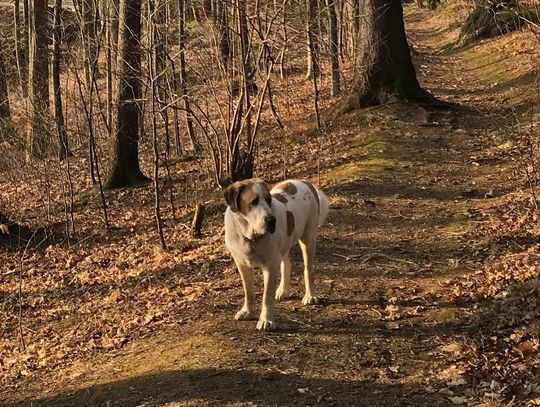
[265,215,276,233]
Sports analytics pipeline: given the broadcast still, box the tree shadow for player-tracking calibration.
[6,367,449,407]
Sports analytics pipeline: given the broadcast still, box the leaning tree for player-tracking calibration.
[339,0,434,112]
[105,0,150,189]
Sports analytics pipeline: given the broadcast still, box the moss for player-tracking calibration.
[424,307,464,323]
[326,158,395,182]
[461,45,538,106]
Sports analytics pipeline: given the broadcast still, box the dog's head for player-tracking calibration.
[224,178,276,239]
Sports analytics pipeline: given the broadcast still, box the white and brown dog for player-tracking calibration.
[223,178,329,331]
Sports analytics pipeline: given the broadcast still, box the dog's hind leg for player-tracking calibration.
[257,262,279,331]
[299,237,319,305]
[235,262,256,321]
[276,252,291,300]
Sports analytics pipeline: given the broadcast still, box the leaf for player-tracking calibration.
[0,223,9,235]
[448,396,468,405]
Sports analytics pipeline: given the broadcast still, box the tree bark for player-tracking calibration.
[178,0,200,153]
[0,45,10,118]
[340,0,433,112]
[105,0,150,188]
[190,203,205,238]
[26,0,50,159]
[75,0,99,82]
[0,42,14,143]
[305,0,319,79]
[52,0,70,160]
[215,0,231,69]
[13,0,28,97]
[326,0,340,97]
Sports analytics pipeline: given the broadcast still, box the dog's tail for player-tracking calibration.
[316,188,329,227]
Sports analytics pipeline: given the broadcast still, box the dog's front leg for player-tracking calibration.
[257,262,279,331]
[235,262,256,321]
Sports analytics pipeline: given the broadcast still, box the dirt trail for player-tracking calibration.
[3,8,519,407]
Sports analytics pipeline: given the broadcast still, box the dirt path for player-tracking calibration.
[3,8,519,407]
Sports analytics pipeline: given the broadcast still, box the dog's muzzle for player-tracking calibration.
[264,215,276,234]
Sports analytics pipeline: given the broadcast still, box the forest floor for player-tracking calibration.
[2,6,540,407]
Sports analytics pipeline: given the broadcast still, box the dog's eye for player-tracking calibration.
[251,198,259,206]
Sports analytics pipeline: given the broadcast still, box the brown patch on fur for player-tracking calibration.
[275,181,297,195]
[224,178,270,215]
[286,211,295,236]
[303,181,320,210]
[272,193,288,204]
[238,183,258,215]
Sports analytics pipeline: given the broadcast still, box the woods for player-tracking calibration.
[0,0,436,198]
[1,0,540,405]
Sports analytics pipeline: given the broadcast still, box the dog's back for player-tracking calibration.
[271,180,328,235]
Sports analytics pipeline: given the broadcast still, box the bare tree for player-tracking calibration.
[305,0,319,79]
[52,0,70,160]
[0,44,10,119]
[105,0,150,188]
[13,0,28,96]
[178,0,200,153]
[326,0,340,97]
[26,0,50,159]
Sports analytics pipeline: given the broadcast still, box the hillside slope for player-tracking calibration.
[1,6,539,407]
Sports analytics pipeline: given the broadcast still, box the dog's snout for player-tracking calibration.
[265,215,276,233]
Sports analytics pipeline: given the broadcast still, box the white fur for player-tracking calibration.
[224,179,328,331]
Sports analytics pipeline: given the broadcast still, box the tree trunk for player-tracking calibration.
[178,0,200,153]
[26,0,50,159]
[0,46,10,118]
[458,2,540,46]
[52,0,70,160]
[305,0,319,79]
[0,42,14,143]
[190,203,205,238]
[105,0,150,188]
[340,0,433,111]
[326,0,340,97]
[13,0,28,97]
[215,0,231,68]
[77,0,99,82]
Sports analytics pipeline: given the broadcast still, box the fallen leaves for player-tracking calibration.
[0,223,227,392]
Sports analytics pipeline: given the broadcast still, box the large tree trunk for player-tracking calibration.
[26,0,50,159]
[105,0,150,189]
[458,1,540,46]
[341,0,433,111]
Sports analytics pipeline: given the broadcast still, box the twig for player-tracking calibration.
[334,252,419,266]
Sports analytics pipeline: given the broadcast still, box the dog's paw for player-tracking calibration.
[275,287,291,301]
[235,308,256,320]
[302,294,319,305]
[256,319,276,331]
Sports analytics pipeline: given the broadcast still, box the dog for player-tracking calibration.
[223,178,329,331]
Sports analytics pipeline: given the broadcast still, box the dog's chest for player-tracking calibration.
[229,239,268,267]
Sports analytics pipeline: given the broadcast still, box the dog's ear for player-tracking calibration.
[223,183,243,212]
